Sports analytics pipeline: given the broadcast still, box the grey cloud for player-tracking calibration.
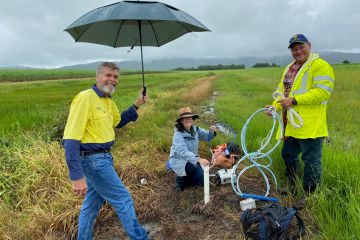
[0,0,358,67]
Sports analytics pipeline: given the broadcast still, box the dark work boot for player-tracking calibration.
[176,176,187,192]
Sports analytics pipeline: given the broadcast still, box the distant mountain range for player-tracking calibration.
[58,52,360,70]
[3,52,360,70]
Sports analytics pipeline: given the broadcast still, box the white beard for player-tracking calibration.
[100,84,116,95]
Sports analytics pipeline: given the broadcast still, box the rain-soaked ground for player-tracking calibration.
[94,170,280,240]
[93,91,306,240]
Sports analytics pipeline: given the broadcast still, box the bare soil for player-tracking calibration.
[93,162,290,240]
[92,90,309,240]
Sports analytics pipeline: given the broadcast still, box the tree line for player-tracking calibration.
[174,64,245,71]
[252,62,279,68]
[173,62,283,71]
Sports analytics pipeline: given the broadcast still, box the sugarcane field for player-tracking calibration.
[1,1,359,240]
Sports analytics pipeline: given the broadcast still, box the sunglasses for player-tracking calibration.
[226,154,239,161]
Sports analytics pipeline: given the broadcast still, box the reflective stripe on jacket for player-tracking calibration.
[273,53,335,139]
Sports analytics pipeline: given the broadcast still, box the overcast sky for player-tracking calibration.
[1,0,359,68]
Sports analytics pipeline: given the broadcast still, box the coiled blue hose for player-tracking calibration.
[231,107,283,202]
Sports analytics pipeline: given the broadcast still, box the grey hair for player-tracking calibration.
[96,62,120,75]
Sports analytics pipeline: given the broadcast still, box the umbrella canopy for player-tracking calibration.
[65,1,210,47]
[65,1,210,95]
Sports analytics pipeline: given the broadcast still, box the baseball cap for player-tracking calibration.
[288,34,309,48]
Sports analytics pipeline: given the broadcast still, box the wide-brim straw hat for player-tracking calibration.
[176,107,199,122]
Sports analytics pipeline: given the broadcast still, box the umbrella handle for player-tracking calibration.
[142,85,147,96]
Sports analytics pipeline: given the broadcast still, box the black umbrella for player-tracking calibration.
[65,1,210,95]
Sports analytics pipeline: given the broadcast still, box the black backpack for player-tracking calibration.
[241,203,305,240]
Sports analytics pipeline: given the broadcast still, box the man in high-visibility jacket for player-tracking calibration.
[266,34,335,193]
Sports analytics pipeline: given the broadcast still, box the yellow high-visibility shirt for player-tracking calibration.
[63,89,121,144]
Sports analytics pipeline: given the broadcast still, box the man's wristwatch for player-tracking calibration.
[292,97,297,105]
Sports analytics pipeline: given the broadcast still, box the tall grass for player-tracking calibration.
[0,71,212,239]
[213,65,360,239]
[0,69,94,82]
[0,69,170,83]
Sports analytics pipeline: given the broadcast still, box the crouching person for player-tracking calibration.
[168,107,216,191]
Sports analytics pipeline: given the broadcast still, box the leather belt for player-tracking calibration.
[81,149,110,156]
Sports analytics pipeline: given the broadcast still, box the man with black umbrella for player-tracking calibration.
[63,62,149,240]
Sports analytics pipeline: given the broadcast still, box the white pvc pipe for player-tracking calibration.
[203,165,210,204]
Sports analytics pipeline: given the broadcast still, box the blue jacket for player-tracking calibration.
[168,126,214,176]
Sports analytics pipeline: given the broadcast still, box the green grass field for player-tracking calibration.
[0,65,359,239]
[213,65,360,239]
[0,68,170,82]
[0,69,95,82]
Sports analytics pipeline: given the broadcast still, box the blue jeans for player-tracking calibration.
[176,162,204,189]
[78,152,148,240]
[185,162,204,186]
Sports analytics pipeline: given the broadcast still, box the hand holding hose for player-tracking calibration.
[264,105,275,117]
[272,92,303,129]
[278,97,294,108]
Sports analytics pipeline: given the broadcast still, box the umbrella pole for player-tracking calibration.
[138,20,146,96]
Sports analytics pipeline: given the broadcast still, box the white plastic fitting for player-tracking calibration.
[240,198,256,211]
